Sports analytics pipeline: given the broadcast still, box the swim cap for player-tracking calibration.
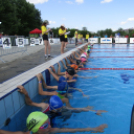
[88,45,91,48]
[27,112,48,133]
[81,54,86,58]
[81,57,87,62]
[76,60,81,65]
[66,67,76,75]
[83,52,87,56]
[57,82,68,94]
[49,95,63,110]
[70,64,78,70]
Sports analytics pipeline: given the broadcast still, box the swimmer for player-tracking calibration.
[36,74,87,107]
[47,67,77,88]
[58,61,97,79]
[0,112,108,134]
[18,86,96,114]
[72,51,87,65]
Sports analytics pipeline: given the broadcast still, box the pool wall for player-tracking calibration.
[0,43,86,131]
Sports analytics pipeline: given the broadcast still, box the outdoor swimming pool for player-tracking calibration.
[53,44,134,134]
[1,44,134,134]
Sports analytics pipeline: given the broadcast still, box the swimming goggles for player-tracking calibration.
[39,119,50,130]
[50,105,63,112]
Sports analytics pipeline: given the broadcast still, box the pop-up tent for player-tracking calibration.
[29,28,42,34]
[29,28,42,38]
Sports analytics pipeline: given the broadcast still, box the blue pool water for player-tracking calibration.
[2,44,134,134]
[54,44,134,134]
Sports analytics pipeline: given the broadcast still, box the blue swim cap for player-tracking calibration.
[57,82,68,94]
[49,95,63,110]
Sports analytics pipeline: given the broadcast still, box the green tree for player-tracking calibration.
[0,0,18,34]
[0,0,42,36]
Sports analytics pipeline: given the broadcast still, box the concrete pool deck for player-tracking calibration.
[0,43,80,83]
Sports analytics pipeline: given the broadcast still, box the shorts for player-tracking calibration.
[85,39,88,42]
[60,35,65,42]
[113,39,115,43]
[75,38,78,46]
[65,38,68,42]
[42,34,48,41]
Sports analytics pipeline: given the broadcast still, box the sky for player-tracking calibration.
[26,0,134,32]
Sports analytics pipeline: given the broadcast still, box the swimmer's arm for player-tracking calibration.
[18,87,49,109]
[73,52,80,60]
[68,87,83,93]
[51,128,94,133]
[62,98,72,108]
[88,110,108,116]
[46,86,58,90]
[78,48,85,53]
[39,90,58,96]
[51,126,107,133]
[75,52,81,57]
[61,60,68,69]
[0,130,30,134]
[65,58,71,67]
[65,106,93,112]
[66,79,76,83]
[28,101,49,110]
[18,86,40,106]
[57,62,66,76]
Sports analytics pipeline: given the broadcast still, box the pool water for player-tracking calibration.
[54,44,134,134]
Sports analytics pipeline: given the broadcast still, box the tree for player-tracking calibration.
[0,0,42,36]
[82,27,87,31]
[0,0,18,34]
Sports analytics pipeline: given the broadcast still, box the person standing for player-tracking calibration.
[64,28,68,49]
[41,20,51,59]
[86,33,89,42]
[59,24,66,54]
[74,29,78,46]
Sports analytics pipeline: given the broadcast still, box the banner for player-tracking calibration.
[115,38,127,43]
[88,38,98,43]
[24,39,29,45]
[49,38,54,44]
[130,38,134,43]
[0,38,2,47]
[35,39,39,44]
[101,38,112,43]
[38,38,44,45]
[2,37,12,49]
[16,38,24,47]
[30,38,36,46]
[49,38,60,44]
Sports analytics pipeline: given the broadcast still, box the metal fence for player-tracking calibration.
[0,36,29,63]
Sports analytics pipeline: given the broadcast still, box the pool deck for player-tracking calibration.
[0,43,79,83]
[0,43,85,99]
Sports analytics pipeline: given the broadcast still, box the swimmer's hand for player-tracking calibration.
[17,85,28,95]
[95,110,108,116]
[50,65,56,72]
[82,93,90,99]
[47,68,52,72]
[91,124,108,133]
[85,106,93,110]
